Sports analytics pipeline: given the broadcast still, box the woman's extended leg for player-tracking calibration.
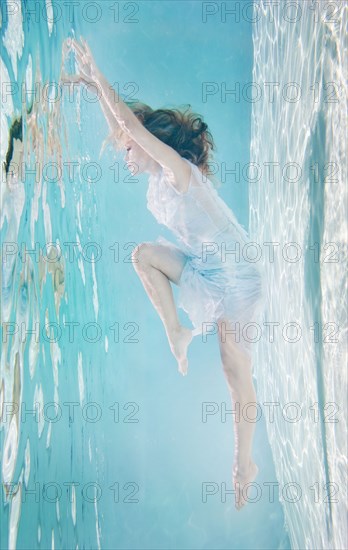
[131,241,193,375]
[217,318,259,510]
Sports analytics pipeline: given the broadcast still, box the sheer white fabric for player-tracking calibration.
[147,158,250,253]
[146,157,266,356]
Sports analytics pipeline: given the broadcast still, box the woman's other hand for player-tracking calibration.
[61,36,99,86]
[71,37,100,84]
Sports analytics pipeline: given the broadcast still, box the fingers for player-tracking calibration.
[79,36,88,51]
[70,38,86,62]
[74,37,94,67]
[61,37,94,87]
[72,47,88,73]
[72,40,85,60]
[80,36,92,57]
[69,37,95,82]
[72,36,91,60]
[63,37,73,49]
[74,47,92,73]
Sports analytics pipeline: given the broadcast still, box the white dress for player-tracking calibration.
[146,157,266,357]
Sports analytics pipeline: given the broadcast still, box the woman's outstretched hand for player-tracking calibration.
[61,35,128,137]
[61,36,100,86]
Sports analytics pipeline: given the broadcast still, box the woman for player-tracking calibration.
[63,37,265,510]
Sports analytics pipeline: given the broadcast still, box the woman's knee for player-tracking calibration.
[131,241,187,284]
[131,242,154,270]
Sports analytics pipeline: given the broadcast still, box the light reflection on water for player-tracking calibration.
[250,2,347,549]
[1,1,105,548]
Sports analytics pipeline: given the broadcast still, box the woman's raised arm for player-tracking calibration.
[70,37,190,176]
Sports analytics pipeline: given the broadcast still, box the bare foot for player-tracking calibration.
[168,326,193,376]
[233,459,259,510]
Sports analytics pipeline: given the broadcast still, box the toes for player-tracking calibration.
[234,481,248,510]
[235,495,245,510]
[178,359,188,376]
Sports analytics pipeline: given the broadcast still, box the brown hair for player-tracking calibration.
[114,101,217,176]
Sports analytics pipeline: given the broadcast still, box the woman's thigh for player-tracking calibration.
[132,242,188,285]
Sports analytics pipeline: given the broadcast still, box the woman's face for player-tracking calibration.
[124,139,153,175]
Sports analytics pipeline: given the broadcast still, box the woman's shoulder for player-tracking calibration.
[149,155,219,195]
[181,158,223,192]
[157,157,192,195]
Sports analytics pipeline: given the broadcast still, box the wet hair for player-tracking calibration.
[113,100,217,176]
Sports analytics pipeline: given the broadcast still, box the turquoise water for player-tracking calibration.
[1,1,346,549]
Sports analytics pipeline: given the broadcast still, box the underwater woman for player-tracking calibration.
[62,37,266,510]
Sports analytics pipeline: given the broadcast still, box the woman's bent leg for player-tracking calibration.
[131,242,193,375]
[217,318,259,509]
